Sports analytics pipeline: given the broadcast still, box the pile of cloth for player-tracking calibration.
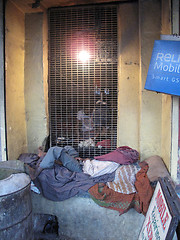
[18,145,154,216]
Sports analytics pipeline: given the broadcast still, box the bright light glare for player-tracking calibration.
[78,50,90,62]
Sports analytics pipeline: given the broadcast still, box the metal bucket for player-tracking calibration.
[0,166,33,240]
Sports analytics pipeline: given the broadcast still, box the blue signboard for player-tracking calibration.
[145,40,180,96]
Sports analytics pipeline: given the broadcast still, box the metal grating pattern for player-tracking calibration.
[48,4,118,157]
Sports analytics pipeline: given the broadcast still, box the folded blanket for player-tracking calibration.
[107,162,140,194]
[94,146,139,164]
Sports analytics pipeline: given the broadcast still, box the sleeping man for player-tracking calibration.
[27,146,83,180]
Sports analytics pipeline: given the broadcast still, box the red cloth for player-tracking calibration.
[135,162,154,215]
[96,139,111,148]
[94,146,139,165]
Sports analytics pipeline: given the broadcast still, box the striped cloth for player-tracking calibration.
[107,163,140,194]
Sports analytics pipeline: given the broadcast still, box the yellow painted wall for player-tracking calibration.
[5,2,48,159]
[117,2,140,150]
[117,0,172,169]
[161,0,172,170]
[138,0,173,170]
[24,13,48,153]
[5,1,27,159]
[139,0,164,161]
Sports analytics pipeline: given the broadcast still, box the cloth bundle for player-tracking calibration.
[89,163,153,216]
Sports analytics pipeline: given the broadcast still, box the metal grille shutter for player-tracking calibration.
[48,4,118,158]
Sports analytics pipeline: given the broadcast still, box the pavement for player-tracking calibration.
[34,232,73,240]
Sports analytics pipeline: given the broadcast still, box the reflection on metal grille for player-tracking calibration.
[48,4,118,157]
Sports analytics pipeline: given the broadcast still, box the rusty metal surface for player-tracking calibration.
[0,183,33,240]
[0,213,33,240]
[0,168,24,181]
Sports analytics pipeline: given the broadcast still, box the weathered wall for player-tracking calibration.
[5,4,48,158]
[138,0,173,168]
[24,13,48,153]
[5,1,27,159]
[42,12,49,134]
[161,0,172,169]
[139,0,162,160]
[117,1,140,150]
[117,0,171,165]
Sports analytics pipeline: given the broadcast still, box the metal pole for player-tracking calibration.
[0,0,7,161]
[171,0,179,181]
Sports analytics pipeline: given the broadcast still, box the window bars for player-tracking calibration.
[48,4,118,157]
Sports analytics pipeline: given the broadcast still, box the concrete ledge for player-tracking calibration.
[31,192,145,240]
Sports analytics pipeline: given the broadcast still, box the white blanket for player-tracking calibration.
[83,159,119,177]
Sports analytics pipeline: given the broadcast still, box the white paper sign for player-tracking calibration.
[139,182,172,240]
